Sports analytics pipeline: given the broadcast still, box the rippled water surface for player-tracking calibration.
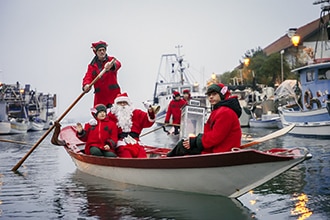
[0,126,329,219]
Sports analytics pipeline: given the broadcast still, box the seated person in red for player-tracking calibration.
[167,83,242,156]
[76,104,118,157]
[164,91,187,135]
[109,93,156,158]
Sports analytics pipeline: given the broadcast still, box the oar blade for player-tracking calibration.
[240,124,295,149]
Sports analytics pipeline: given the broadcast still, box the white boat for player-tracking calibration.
[7,101,29,134]
[249,114,281,129]
[145,51,209,125]
[9,117,29,134]
[53,124,311,199]
[0,100,11,134]
[279,106,330,138]
[28,117,45,131]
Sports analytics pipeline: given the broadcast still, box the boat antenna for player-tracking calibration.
[175,45,185,85]
[313,0,330,59]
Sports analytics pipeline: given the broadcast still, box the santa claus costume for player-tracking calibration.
[109,93,156,158]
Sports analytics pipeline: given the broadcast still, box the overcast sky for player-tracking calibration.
[0,0,321,120]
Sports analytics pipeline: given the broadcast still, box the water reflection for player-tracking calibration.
[61,170,255,220]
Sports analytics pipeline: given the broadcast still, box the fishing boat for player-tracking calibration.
[0,82,57,133]
[53,123,311,199]
[145,50,209,124]
[276,5,330,138]
[277,64,330,137]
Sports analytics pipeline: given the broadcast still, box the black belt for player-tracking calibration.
[119,132,139,139]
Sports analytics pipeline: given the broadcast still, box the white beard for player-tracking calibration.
[111,104,134,132]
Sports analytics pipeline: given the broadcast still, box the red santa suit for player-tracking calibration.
[109,93,155,158]
[82,41,122,107]
[77,104,118,155]
[164,91,187,125]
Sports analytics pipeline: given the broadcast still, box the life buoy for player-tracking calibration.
[310,98,322,109]
[304,90,313,109]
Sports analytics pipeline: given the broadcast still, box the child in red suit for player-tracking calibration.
[76,104,118,157]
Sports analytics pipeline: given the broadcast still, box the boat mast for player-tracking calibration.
[175,45,185,85]
[313,0,330,59]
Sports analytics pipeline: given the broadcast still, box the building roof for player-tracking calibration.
[263,17,321,55]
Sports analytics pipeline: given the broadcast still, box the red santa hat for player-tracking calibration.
[91,41,108,53]
[114,92,132,105]
[183,89,190,94]
[173,91,180,97]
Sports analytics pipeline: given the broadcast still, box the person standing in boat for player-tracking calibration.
[82,40,122,108]
[167,83,242,157]
[76,104,118,157]
[183,89,191,103]
[109,92,156,158]
[164,91,187,135]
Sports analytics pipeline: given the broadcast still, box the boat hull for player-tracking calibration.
[10,120,29,134]
[249,117,281,129]
[278,107,330,138]
[0,122,11,134]
[28,121,45,131]
[65,145,310,198]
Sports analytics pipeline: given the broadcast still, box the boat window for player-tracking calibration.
[318,68,330,80]
[306,70,314,82]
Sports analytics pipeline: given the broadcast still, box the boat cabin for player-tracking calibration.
[293,62,330,111]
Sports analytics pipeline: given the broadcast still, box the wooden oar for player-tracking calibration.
[140,126,165,137]
[140,123,180,137]
[0,139,29,145]
[11,59,116,172]
[156,121,180,127]
[240,124,295,149]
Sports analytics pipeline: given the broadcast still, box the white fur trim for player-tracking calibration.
[115,96,131,105]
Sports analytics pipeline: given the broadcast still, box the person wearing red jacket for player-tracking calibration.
[109,93,156,158]
[82,40,122,108]
[76,104,118,157]
[167,83,242,156]
[183,89,191,103]
[164,91,187,135]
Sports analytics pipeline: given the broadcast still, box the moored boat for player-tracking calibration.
[277,62,330,138]
[55,124,311,198]
[249,115,281,129]
[0,100,11,134]
[145,50,209,124]
[276,6,330,138]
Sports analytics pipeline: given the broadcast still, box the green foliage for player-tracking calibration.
[220,47,293,86]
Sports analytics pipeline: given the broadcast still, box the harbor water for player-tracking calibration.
[0,126,329,220]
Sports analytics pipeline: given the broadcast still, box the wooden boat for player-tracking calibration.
[54,124,311,198]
